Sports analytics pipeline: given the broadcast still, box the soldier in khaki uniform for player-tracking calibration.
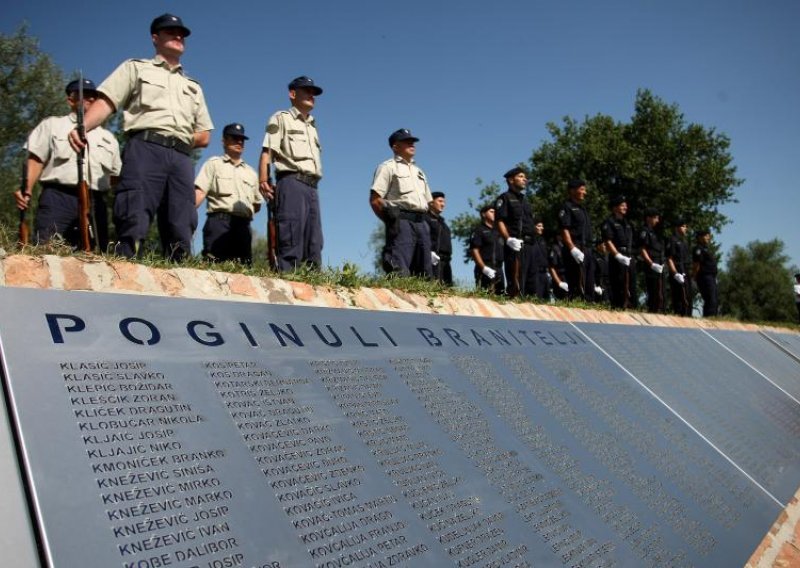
[258,76,324,272]
[195,123,261,265]
[68,13,213,261]
[369,128,434,277]
[14,79,121,251]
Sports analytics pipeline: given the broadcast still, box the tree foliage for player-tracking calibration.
[718,239,797,323]
[0,25,66,231]
[453,89,742,254]
[367,222,385,273]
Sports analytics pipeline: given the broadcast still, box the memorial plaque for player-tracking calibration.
[578,324,800,504]
[0,288,791,567]
[760,330,800,362]
[707,329,800,400]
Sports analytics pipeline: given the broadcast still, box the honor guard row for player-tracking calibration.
[14,12,717,316]
[465,172,718,317]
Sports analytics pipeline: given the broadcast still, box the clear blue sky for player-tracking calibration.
[5,0,799,285]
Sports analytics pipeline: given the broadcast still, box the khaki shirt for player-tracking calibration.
[261,107,322,178]
[195,155,261,219]
[371,156,432,213]
[27,114,121,191]
[98,56,213,145]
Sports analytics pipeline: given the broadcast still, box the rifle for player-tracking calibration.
[18,157,29,246]
[266,181,279,271]
[76,74,92,252]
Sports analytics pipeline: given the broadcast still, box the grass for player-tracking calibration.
[2,226,798,330]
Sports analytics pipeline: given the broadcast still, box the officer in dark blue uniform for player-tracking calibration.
[495,167,536,298]
[693,229,718,317]
[528,217,550,299]
[639,207,665,313]
[601,195,637,309]
[666,218,692,316]
[558,178,595,300]
[426,191,453,286]
[469,204,505,294]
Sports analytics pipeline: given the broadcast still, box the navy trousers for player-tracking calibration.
[275,176,323,271]
[113,137,194,260]
[384,218,432,277]
[35,184,108,251]
[202,213,253,265]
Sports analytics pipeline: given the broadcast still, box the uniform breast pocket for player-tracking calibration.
[394,171,413,195]
[178,82,199,118]
[138,72,167,109]
[52,134,74,165]
[93,141,116,171]
[214,176,235,196]
[287,131,312,160]
[241,177,258,200]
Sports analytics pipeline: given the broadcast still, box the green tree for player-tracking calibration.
[452,89,742,255]
[718,239,797,323]
[367,222,385,273]
[0,25,66,232]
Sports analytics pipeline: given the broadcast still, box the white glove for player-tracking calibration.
[558,281,569,292]
[506,237,523,252]
[570,247,584,263]
[482,266,496,280]
[431,251,440,266]
[614,253,631,266]
[651,263,663,274]
[594,286,603,295]
[674,273,685,285]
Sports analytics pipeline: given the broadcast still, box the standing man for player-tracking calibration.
[601,195,636,309]
[558,178,595,301]
[528,217,550,299]
[69,14,213,261]
[639,208,665,313]
[258,76,324,271]
[495,167,535,298]
[693,229,719,317]
[470,204,504,294]
[15,79,121,251]
[195,123,262,265]
[370,129,433,277]
[666,218,692,316]
[426,191,453,286]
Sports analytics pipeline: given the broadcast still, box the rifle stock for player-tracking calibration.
[76,74,91,252]
[267,188,278,271]
[18,158,29,246]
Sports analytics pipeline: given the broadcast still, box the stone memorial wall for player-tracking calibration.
[0,256,798,567]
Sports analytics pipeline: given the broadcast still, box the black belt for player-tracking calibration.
[43,182,103,194]
[208,212,250,221]
[398,209,426,222]
[276,171,320,189]
[42,182,78,194]
[130,130,192,156]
